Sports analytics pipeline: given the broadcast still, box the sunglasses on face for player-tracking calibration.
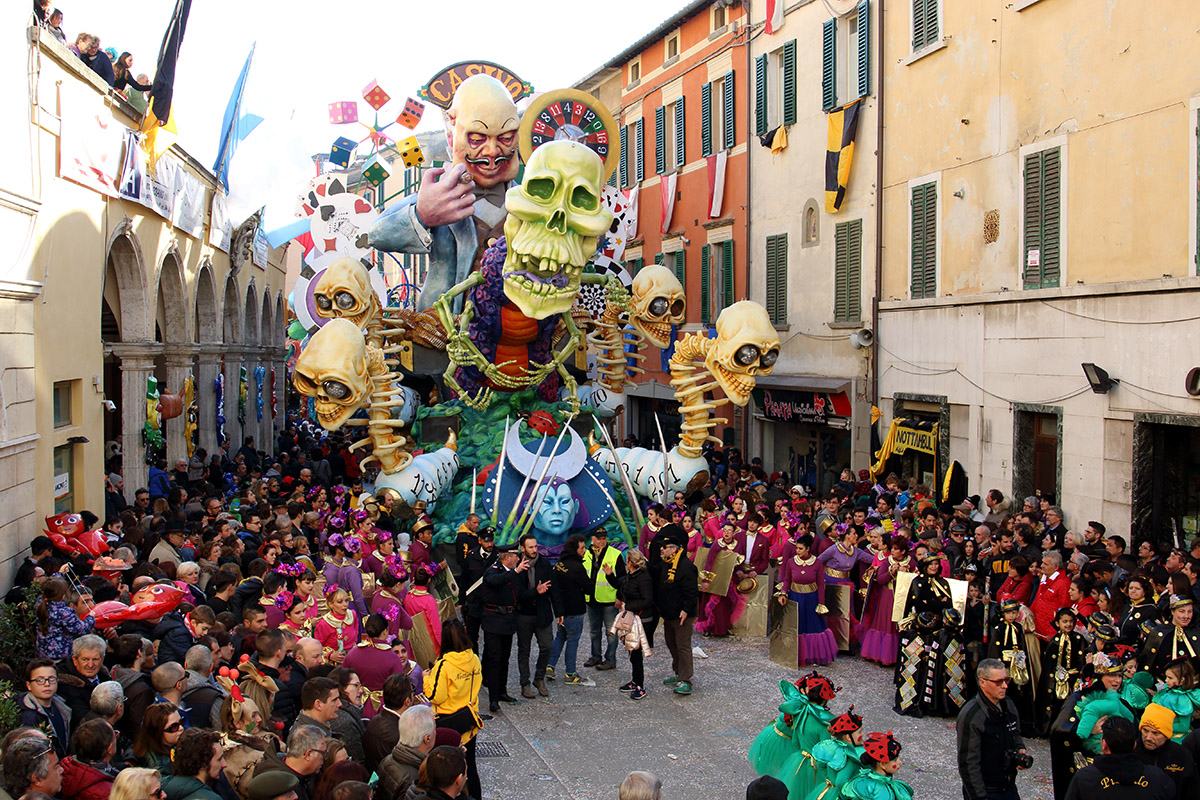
[165,722,184,733]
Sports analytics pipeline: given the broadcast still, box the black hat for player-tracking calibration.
[495,542,519,554]
[590,526,609,538]
[477,525,496,540]
[745,776,787,800]
[247,770,298,800]
[657,523,687,549]
[164,518,187,535]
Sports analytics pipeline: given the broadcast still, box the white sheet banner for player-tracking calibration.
[59,84,122,197]
[171,167,206,239]
[209,191,232,252]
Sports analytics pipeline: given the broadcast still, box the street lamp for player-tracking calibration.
[1081,363,1115,394]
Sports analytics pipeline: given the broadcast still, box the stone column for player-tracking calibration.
[162,344,198,469]
[222,346,244,457]
[273,346,289,454]
[196,346,223,458]
[246,347,265,456]
[110,343,162,495]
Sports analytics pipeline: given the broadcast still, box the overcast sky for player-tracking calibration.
[68,0,684,219]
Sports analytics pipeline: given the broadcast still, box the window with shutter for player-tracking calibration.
[723,70,736,150]
[619,125,629,187]
[700,245,711,323]
[1196,110,1199,274]
[912,0,940,52]
[1023,147,1062,289]
[910,182,937,299]
[857,1,871,98]
[655,106,666,175]
[822,19,837,112]
[783,39,797,125]
[701,82,713,157]
[723,240,735,308]
[654,253,664,266]
[765,234,788,326]
[675,98,686,167]
[675,248,686,289]
[834,220,862,322]
[630,257,644,275]
[635,118,645,182]
[755,54,768,137]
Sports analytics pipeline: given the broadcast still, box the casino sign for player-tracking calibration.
[419,61,534,109]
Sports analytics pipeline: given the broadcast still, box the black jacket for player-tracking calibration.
[650,554,698,621]
[612,567,655,618]
[459,546,496,614]
[363,708,401,776]
[231,577,264,619]
[55,657,110,733]
[514,556,558,627]
[153,612,198,666]
[955,693,1025,799]
[273,657,307,733]
[480,564,521,635]
[1064,753,1174,800]
[551,554,590,617]
[1135,740,1199,800]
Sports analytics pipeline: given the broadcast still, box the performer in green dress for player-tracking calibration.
[839,731,913,800]
[783,707,864,800]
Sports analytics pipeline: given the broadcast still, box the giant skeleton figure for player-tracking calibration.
[369,75,521,312]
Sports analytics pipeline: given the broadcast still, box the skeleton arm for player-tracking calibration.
[669,332,727,460]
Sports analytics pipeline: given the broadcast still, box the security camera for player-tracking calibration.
[103,399,116,412]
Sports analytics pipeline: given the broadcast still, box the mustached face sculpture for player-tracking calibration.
[447,75,521,189]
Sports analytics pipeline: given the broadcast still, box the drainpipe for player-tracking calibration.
[745,10,753,460]
[871,0,884,410]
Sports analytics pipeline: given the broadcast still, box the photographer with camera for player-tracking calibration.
[957,658,1031,800]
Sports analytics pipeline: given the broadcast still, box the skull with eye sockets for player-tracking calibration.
[630,264,686,349]
[312,257,380,329]
[292,319,373,429]
[704,301,781,406]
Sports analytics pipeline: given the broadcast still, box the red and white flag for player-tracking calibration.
[626,186,639,238]
[766,0,785,34]
[660,172,678,233]
[706,150,728,218]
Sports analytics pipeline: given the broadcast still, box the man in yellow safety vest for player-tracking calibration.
[582,528,625,670]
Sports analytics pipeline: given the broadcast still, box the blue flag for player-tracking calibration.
[212,44,263,189]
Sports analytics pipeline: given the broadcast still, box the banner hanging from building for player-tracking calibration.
[209,191,232,252]
[119,131,176,220]
[824,99,861,212]
[869,417,939,481]
[60,83,122,197]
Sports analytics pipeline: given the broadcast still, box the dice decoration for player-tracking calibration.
[361,155,392,186]
[398,136,425,168]
[329,137,357,167]
[363,80,391,111]
[328,101,358,125]
[397,97,426,129]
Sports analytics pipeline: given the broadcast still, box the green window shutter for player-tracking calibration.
[911,183,936,299]
[723,70,736,150]
[755,54,768,137]
[675,98,686,167]
[912,0,925,50]
[635,118,645,182]
[654,253,665,266]
[857,1,871,98]
[822,19,837,112]
[619,125,628,187]
[701,82,713,157]
[1025,148,1062,289]
[700,245,711,323]
[914,0,939,51]
[765,235,787,326]
[675,248,686,288]
[922,184,937,298]
[835,222,850,320]
[847,219,862,320]
[723,239,735,307]
[783,39,798,125]
[765,237,777,323]
[655,106,666,174]
[632,257,644,274]
[926,0,940,46]
[1023,152,1042,289]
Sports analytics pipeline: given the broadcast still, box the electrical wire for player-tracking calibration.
[1119,383,1182,412]
[1117,379,1196,402]
[1037,300,1200,326]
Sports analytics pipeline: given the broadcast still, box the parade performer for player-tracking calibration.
[773,534,837,666]
[408,515,439,572]
[1117,576,1157,645]
[1072,653,1136,756]
[791,708,864,800]
[323,533,368,617]
[342,613,411,718]
[817,525,872,652]
[986,599,1039,736]
[404,565,443,656]
[857,536,913,667]
[314,585,359,665]
[895,554,953,716]
[697,521,748,637]
[1149,658,1200,741]
[1036,608,1087,735]
[748,680,812,780]
[1138,595,1200,678]
[278,591,313,638]
[460,525,497,651]
[839,732,913,800]
[927,608,970,717]
[362,532,398,580]
[371,560,414,640]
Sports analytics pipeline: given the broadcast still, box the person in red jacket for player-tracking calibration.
[995,555,1034,607]
[1069,576,1099,622]
[1031,551,1072,639]
[60,719,118,800]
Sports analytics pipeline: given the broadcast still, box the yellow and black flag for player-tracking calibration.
[140,0,193,168]
[824,99,861,213]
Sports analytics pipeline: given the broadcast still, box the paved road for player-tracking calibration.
[473,632,1054,799]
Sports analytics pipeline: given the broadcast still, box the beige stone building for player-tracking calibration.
[877,0,1200,543]
[0,18,288,585]
[746,0,879,491]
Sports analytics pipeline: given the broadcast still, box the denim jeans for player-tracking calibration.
[548,614,584,674]
[588,603,618,663]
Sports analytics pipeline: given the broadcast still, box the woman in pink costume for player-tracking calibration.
[697,521,748,636]
[855,535,914,666]
[775,534,838,665]
[314,585,359,664]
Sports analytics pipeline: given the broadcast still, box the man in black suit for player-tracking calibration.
[481,543,524,713]
[459,526,497,651]
[514,533,559,699]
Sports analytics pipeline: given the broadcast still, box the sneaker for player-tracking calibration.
[692,645,709,659]
[672,680,693,695]
[583,657,600,668]
[596,661,616,671]
[662,675,680,686]
[544,666,556,681]
[564,673,596,687]
[618,681,638,692]
[631,687,647,700]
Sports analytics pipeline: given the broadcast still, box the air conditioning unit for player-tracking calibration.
[849,329,874,350]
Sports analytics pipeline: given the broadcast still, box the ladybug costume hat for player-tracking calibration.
[828,706,863,736]
[795,672,839,703]
[862,731,902,764]
[942,607,963,627]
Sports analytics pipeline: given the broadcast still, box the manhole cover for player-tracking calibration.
[476,741,511,758]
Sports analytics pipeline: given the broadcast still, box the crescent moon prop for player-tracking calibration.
[504,421,586,480]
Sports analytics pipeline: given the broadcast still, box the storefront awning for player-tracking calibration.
[624,380,677,401]
[754,374,852,394]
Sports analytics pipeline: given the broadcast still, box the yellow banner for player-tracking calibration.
[892,425,938,456]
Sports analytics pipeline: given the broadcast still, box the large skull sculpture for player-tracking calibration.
[630,264,686,349]
[705,301,780,406]
[503,141,613,319]
[292,319,373,429]
[447,75,521,188]
[312,257,380,329]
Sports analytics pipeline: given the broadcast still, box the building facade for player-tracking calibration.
[878,0,1200,543]
[745,0,879,491]
[0,17,289,586]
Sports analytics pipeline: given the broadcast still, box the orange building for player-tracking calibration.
[578,0,751,449]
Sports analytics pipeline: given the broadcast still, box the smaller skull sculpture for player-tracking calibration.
[312,257,380,329]
[503,141,614,320]
[705,301,780,406]
[630,265,686,349]
[292,319,373,429]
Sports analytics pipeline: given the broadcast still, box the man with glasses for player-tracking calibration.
[18,659,70,757]
[957,658,1029,800]
[254,725,325,800]
[1042,506,1067,552]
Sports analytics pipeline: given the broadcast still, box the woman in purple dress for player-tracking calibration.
[697,521,748,636]
[775,534,838,665]
[818,525,875,652]
[856,535,914,666]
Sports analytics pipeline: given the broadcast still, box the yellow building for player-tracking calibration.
[878,0,1200,542]
[0,21,288,585]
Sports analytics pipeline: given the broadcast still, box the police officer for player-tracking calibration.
[482,542,524,713]
[459,525,497,651]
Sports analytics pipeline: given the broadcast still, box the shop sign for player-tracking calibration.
[53,472,70,500]
[759,389,828,424]
[892,425,938,456]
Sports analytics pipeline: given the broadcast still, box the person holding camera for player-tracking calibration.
[956,658,1030,800]
[1064,716,1174,800]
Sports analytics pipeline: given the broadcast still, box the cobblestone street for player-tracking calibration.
[475,632,1054,800]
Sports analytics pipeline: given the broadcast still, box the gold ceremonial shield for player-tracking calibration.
[692,545,709,566]
[948,577,970,618]
[769,599,799,669]
[704,549,741,597]
[891,571,917,623]
[408,610,438,670]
